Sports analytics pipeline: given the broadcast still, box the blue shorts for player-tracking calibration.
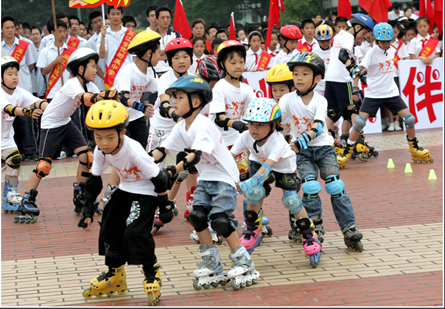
[192,180,239,229]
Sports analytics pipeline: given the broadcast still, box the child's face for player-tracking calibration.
[249,35,262,51]
[393,27,400,39]
[217,32,228,40]
[270,34,279,48]
[238,30,246,41]
[224,52,244,78]
[293,66,321,94]
[208,80,217,89]
[433,27,440,39]
[317,40,331,49]
[193,40,206,57]
[354,25,370,41]
[364,31,373,43]
[107,9,123,26]
[1,67,19,89]
[94,129,125,154]
[271,84,291,103]
[284,39,298,52]
[209,28,217,40]
[303,24,315,38]
[405,29,416,42]
[173,90,193,116]
[248,122,272,141]
[81,59,97,81]
[149,46,162,66]
[212,45,220,55]
[377,40,391,50]
[172,50,191,73]
[416,20,429,37]
[335,22,347,33]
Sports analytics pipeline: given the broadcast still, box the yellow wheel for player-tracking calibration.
[118,289,126,294]
[429,157,434,163]
[147,294,154,306]
[83,288,92,299]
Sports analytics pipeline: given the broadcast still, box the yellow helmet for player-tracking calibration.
[266,63,294,86]
[127,30,161,56]
[86,100,129,130]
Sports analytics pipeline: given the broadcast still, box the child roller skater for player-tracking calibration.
[1,56,48,216]
[79,101,174,305]
[280,52,364,252]
[149,75,260,291]
[337,23,433,168]
[231,98,321,267]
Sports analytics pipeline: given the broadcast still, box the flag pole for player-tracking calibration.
[51,0,63,85]
[101,4,105,26]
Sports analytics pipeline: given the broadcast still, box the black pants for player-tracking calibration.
[98,189,158,278]
[125,117,149,150]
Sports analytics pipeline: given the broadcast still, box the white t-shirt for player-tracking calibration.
[325,30,354,83]
[36,42,72,99]
[245,47,263,71]
[271,48,299,66]
[1,88,39,150]
[279,91,333,147]
[359,45,399,98]
[408,33,441,57]
[267,45,281,57]
[209,79,256,146]
[391,39,409,77]
[40,77,99,129]
[231,130,296,173]
[161,114,239,188]
[188,54,206,74]
[312,46,331,92]
[91,137,159,196]
[113,62,158,122]
[356,40,374,62]
[40,34,88,49]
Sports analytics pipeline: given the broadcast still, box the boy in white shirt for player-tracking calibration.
[19,48,112,223]
[338,23,433,168]
[297,19,319,52]
[150,75,260,291]
[1,57,48,215]
[231,98,321,267]
[281,52,364,252]
[78,101,172,305]
[271,25,302,66]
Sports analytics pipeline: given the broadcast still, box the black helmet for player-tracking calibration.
[197,57,221,82]
[287,51,325,79]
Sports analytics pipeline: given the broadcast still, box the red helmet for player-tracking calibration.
[165,38,194,66]
[280,25,302,40]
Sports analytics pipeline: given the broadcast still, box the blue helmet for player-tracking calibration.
[350,13,375,31]
[165,75,212,104]
[373,22,394,41]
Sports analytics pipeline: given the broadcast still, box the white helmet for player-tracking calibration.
[66,47,99,76]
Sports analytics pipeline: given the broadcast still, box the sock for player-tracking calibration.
[347,139,356,146]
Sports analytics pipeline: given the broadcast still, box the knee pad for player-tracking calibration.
[5,150,22,169]
[210,213,235,238]
[403,113,415,128]
[353,115,367,133]
[244,184,266,206]
[33,157,52,179]
[77,147,93,169]
[328,110,341,123]
[324,175,345,199]
[187,206,209,232]
[302,175,321,200]
[282,190,303,215]
[347,104,359,119]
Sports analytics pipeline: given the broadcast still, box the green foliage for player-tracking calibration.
[281,0,325,24]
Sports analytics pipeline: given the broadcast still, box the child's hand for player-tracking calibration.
[290,142,300,153]
[419,56,429,64]
[144,104,154,118]
[235,181,242,194]
[79,217,92,232]
[32,109,43,119]
[258,67,265,71]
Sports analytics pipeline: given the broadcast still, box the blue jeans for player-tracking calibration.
[296,145,356,230]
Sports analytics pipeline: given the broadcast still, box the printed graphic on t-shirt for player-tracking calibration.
[378,60,394,74]
[131,85,145,100]
[114,165,142,181]
[292,115,313,134]
[225,100,246,120]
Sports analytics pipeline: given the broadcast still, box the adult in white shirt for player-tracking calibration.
[68,15,88,47]
[146,5,159,32]
[87,11,106,90]
[388,3,405,21]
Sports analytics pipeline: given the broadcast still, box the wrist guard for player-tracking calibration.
[159,100,172,118]
[232,121,248,133]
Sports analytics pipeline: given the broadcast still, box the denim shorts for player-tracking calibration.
[192,180,239,229]
[249,160,300,192]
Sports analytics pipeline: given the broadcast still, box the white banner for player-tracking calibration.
[398,58,443,130]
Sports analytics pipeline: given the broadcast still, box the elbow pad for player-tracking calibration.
[338,48,350,64]
[159,100,172,118]
[148,147,167,164]
[4,105,17,116]
[214,112,230,130]
[152,169,172,193]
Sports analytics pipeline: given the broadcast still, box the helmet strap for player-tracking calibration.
[296,75,317,97]
[173,68,187,77]
[1,81,16,91]
[100,129,123,155]
[78,63,90,93]
[253,123,273,153]
[180,93,202,119]
[221,63,240,81]
[283,39,290,54]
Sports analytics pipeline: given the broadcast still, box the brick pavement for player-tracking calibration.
[1,129,443,307]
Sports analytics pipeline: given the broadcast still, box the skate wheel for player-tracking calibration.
[246,279,252,287]
[118,289,126,294]
[203,283,211,289]
[310,256,317,268]
[25,218,31,224]
[13,217,19,223]
[429,157,434,163]
[211,282,219,288]
[372,151,379,157]
[288,230,293,240]
[173,207,178,216]
[265,226,273,237]
[192,278,202,290]
[231,280,241,290]
[147,294,154,306]
[240,282,246,289]
[19,218,25,223]
[356,241,364,252]
[252,278,258,285]
[219,280,228,286]
[83,288,92,299]
[151,226,159,236]
[358,153,368,162]
[30,216,37,224]
[351,154,357,160]
[216,237,223,245]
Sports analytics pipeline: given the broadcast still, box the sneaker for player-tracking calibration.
[394,123,402,131]
[25,153,39,161]
[387,123,395,131]
[56,151,66,160]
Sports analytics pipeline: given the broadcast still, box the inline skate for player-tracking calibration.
[83,265,127,298]
[351,132,378,161]
[143,260,162,306]
[100,184,118,210]
[240,209,265,254]
[342,225,363,252]
[73,182,102,215]
[192,243,229,290]
[227,245,260,290]
[151,200,178,235]
[337,144,354,169]
[294,217,322,268]
[241,200,272,238]
[190,224,223,245]
[2,177,21,213]
[14,189,39,224]
[184,186,195,219]
[407,135,433,163]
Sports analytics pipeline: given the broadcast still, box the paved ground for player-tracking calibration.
[1,128,443,307]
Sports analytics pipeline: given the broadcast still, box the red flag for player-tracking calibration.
[435,0,443,34]
[173,0,192,39]
[420,0,435,33]
[265,0,285,48]
[338,0,353,19]
[229,12,236,40]
[69,0,131,8]
[358,0,391,23]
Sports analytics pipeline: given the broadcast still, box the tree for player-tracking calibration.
[280,0,325,24]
